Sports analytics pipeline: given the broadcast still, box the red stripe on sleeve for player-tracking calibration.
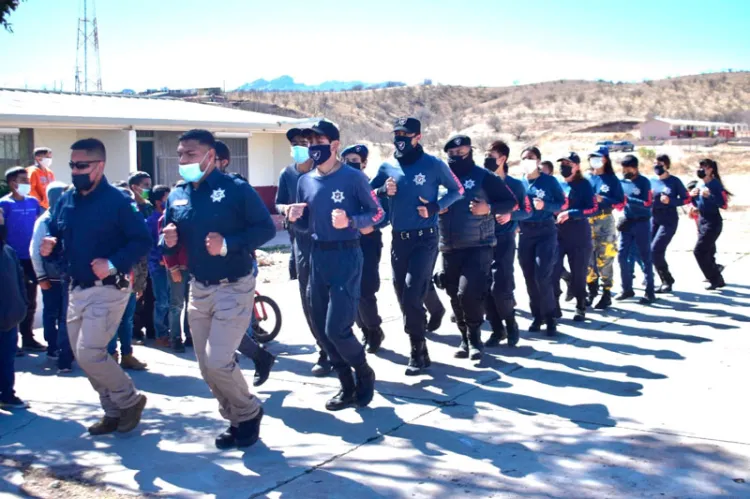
[370,190,385,223]
[644,189,653,207]
[721,191,728,210]
[449,170,465,196]
[583,196,599,216]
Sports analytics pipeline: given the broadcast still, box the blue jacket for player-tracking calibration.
[0,241,28,332]
[371,148,464,232]
[439,166,517,252]
[650,174,690,224]
[692,178,727,221]
[47,176,152,284]
[562,177,598,220]
[294,164,384,242]
[520,173,566,224]
[496,174,531,235]
[589,173,625,215]
[620,174,653,220]
[161,169,276,282]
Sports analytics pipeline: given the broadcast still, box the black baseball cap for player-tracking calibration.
[443,135,472,152]
[621,154,639,167]
[393,116,421,134]
[286,128,303,143]
[304,120,340,141]
[341,144,369,162]
[557,152,581,164]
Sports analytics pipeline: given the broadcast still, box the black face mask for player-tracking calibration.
[346,161,363,170]
[483,157,498,171]
[394,137,415,158]
[72,172,95,192]
[697,168,707,179]
[623,172,635,180]
[654,165,666,176]
[448,152,474,175]
[560,165,574,178]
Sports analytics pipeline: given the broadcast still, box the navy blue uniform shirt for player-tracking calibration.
[275,163,312,213]
[562,177,598,219]
[650,174,690,224]
[496,174,531,235]
[161,168,276,282]
[294,164,384,241]
[692,178,727,221]
[621,174,653,220]
[589,173,625,215]
[47,176,152,284]
[371,151,464,231]
[521,173,566,223]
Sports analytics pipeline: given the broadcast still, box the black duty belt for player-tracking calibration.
[312,239,360,251]
[520,220,555,228]
[72,275,118,290]
[194,271,249,287]
[395,227,436,240]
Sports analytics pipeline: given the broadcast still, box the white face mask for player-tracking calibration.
[522,159,538,174]
[590,157,604,169]
[17,183,31,196]
[41,158,52,169]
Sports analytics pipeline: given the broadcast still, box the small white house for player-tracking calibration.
[0,88,316,210]
[639,117,749,140]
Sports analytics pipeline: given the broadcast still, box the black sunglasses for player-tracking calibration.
[69,160,101,170]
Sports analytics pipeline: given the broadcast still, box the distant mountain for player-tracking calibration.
[235,75,405,92]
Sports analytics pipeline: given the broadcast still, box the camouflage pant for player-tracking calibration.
[587,213,618,290]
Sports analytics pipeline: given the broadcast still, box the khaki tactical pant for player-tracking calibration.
[68,285,140,417]
[587,213,618,290]
[188,273,261,425]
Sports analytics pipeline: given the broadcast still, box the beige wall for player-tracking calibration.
[247,132,291,187]
[271,133,292,185]
[34,128,136,184]
[639,121,671,140]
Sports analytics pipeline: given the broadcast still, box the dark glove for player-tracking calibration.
[432,271,446,290]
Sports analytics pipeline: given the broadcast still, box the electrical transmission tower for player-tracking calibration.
[74,0,103,93]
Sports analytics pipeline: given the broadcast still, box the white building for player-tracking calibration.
[639,117,749,140]
[0,88,315,210]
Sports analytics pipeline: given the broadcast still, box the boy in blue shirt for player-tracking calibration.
[288,120,383,411]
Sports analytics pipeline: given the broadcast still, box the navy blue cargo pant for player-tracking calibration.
[518,221,558,320]
[356,229,383,333]
[295,233,328,359]
[618,218,655,295]
[553,219,593,306]
[308,242,366,370]
[443,246,493,331]
[391,228,439,340]
[485,233,516,329]
[694,217,723,284]
[651,217,678,274]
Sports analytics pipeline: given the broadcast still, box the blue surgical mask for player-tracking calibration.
[179,151,209,183]
[309,144,332,166]
[291,145,310,164]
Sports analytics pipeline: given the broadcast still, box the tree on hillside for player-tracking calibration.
[1,0,22,32]
[487,115,502,132]
[511,123,527,140]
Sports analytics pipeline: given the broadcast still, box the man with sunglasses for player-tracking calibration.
[41,138,152,436]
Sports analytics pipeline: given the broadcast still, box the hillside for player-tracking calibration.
[227,72,750,158]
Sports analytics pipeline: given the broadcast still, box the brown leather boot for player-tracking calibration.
[88,416,120,435]
[121,354,148,371]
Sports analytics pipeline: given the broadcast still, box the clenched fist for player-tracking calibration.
[205,232,224,256]
[91,258,111,280]
[495,213,511,225]
[332,209,349,229]
[660,194,670,205]
[533,198,545,210]
[40,236,57,257]
[385,177,397,196]
[162,223,178,248]
[469,198,490,216]
[287,203,307,222]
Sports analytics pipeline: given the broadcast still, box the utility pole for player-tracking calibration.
[75,0,103,93]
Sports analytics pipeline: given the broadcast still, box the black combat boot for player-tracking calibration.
[594,289,612,309]
[506,317,520,347]
[586,280,599,306]
[454,328,469,359]
[325,368,357,411]
[405,336,431,376]
[354,362,376,407]
[467,327,483,361]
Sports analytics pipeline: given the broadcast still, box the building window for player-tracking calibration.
[0,132,20,171]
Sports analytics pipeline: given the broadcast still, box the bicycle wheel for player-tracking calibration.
[253,294,282,343]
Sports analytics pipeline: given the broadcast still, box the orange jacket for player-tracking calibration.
[27,165,55,209]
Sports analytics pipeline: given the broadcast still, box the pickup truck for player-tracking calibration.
[613,140,635,152]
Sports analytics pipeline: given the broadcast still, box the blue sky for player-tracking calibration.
[0,0,748,92]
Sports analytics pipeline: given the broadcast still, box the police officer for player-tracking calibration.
[161,129,275,449]
[553,153,597,322]
[275,129,333,377]
[342,144,387,353]
[370,117,464,375]
[518,146,566,336]
[616,154,656,304]
[586,147,624,309]
[690,158,729,290]
[650,154,689,293]
[41,138,151,435]
[483,140,531,348]
[287,120,382,410]
[212,141,276,387]
[437,136,517,360]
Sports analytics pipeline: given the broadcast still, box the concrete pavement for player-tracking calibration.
[1,219,749,498]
